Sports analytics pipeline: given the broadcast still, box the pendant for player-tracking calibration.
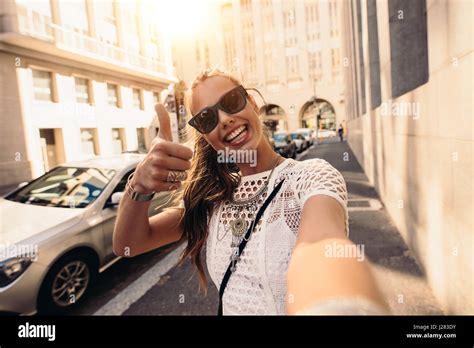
[229,248,240,272]
[231,235,239,248]
[230,217,247,237]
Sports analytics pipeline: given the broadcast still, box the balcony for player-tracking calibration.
[15,4,54,41]
[2,4,175,82]
[49,24,169,75]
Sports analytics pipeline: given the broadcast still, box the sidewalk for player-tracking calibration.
[300,137,444,314]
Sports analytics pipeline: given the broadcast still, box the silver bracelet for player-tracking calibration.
[126,172,156,202]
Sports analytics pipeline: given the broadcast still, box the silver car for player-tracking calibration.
[0,154,167,315]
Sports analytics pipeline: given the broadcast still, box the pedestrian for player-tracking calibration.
[113,68,388,316]
[338,124,344,142]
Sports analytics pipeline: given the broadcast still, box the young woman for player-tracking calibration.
[113,68,389,315]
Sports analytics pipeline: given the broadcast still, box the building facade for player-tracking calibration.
[0,0,176,188]
[341,0,473,314]
[172,0,346,133]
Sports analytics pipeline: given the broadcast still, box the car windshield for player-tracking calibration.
[274,134,287,142]
[5,167,116,208]
[290,133,299,140]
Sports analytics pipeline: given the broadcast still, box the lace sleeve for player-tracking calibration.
[294,159,349,237]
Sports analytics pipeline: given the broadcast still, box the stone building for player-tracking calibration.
[340,0,472,314]
[0,0,176,187]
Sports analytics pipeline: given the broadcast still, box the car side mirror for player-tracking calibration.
[111,192,124,205]
[105,191,124,208]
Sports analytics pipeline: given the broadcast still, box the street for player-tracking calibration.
[66,137,443,316]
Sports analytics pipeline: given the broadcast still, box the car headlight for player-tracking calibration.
[0,256,33,287]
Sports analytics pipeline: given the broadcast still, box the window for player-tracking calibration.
[329,0,339,37]
[331,48,341,80]
[107,83,120,107]
[221,3,236,70]
[263,13,274,33]
[264,42,278,82]
[308,51,323,81]
[305,1,320,42]
[242,19,256,76]
[149,27,162,61]
[74,77,91,104]
[283,7,297,48]
[132,88,143,110]
[153,92,160,105]
[389,0,428,98]
[111,128,126,154]
[80,128,99,156]
[123,2,140,53]
[59,0,89,34]
[5,166,115,209]
[355,0,366,115]
[286,55,299,78]
[367,0,381,108]
[136,128,147,152]
[283,9,295,29]
[95,0,117,45]
[32,70,55,102]
[331,48,340,69]
[240,0,252,11]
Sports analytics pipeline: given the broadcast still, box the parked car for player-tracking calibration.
[273,132,297,159]
[0,154,173,315]
[290,132,309,152]
[296,128,315,146]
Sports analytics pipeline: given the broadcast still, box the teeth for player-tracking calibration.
[228,129,247,144]
[225,125,246,142]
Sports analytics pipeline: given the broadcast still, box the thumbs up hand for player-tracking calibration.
[131,103,194,194]
[155,103,173,142]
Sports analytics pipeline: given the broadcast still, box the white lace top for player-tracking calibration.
[206,158,349,315]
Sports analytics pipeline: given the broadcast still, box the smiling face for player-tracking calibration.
[190,76,263,152]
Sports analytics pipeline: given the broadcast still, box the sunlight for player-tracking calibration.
[154,0,214,38]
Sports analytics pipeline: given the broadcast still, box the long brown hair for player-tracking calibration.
[170,68,251,292]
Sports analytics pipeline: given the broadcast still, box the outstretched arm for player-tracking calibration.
[287,195,389,315]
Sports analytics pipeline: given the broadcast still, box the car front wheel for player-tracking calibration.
[37,251,98,314]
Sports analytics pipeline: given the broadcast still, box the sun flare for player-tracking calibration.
[155,0,215,38]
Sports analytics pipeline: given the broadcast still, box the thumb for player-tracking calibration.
[155,103,173,142]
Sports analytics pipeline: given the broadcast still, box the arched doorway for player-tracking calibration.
[299,98,336,130]
[259,104,287,132]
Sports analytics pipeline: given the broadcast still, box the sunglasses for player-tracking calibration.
[188,85,249,134]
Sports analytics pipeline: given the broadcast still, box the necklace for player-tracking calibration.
[217,155,284,245]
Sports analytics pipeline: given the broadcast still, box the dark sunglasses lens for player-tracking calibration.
[194,108,218,133]
[221,89,246,113]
